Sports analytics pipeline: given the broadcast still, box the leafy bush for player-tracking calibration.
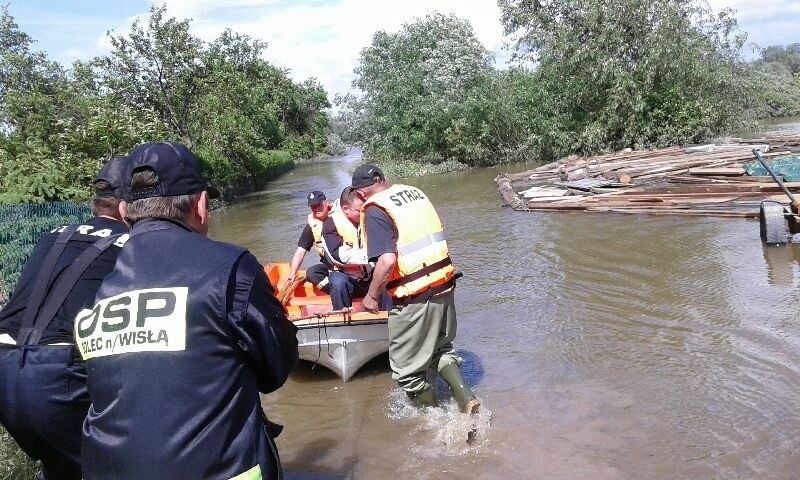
[249,150,294,186]
[324,132,347,157]
[743,69,800,119]
[0,5,334,204]
[193,145,248,193]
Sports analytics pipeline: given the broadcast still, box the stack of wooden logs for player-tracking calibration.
[495,136,800,217]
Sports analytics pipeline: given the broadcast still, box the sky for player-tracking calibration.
[6,0,800,105]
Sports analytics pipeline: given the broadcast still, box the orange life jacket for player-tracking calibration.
[359,184,454,299]
[322,202,367,278]
[307,214,325,258]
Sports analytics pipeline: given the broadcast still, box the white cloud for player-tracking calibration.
[72,0,796,103]
[145,0,505,103]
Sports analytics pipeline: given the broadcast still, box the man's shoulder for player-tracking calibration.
[194,232,249,257]
[49,218,127,244]
[365,205,392,222]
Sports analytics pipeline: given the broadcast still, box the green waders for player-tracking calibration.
[387,289,477,411]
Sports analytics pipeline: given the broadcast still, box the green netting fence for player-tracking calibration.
[0,203,92,306]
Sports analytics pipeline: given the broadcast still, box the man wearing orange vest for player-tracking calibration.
[352,165,479,413]
[319,187,371,310]
[284,191,334,293]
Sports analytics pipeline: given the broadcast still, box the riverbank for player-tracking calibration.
[360,117,800,181]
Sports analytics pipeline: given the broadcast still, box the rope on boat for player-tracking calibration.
[308,309,352,370]
[292,308,354,323]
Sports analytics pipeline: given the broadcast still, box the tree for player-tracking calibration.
[345,12,493,163]
[759,44,800,75]
[102,4,206,148]
[498,0,752,151]
[0,6,169,203]
[0,4,332,203]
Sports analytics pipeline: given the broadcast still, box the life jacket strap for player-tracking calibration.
[386,256,453,290]
[394,271,463,305]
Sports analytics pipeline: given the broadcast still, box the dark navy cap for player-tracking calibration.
[126,142,220,201]
[351,164,385,188]
[307,190,326,207]
[93,156,128,199]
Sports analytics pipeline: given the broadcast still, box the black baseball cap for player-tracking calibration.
[93,156,128,199]
[307,190,326,207]
[351,164,385,188]
[126,142,220,201]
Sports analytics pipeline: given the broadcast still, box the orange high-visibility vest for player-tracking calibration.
[307,214,325,258]
[360,184,454,299]
[330,204,358,247]
[323,202,366,278]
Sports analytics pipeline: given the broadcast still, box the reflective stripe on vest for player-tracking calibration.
[307,214,325,257]
[229,464,261,480]
[360,184,454,298]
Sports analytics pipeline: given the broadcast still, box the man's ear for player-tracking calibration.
[119,201,130,226]
[189,191,210,235]
[197,191,209,224]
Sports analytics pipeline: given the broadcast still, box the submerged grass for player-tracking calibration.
[362,157,469,180]
[0,426,39,480]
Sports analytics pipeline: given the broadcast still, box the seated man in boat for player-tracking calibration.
[284,190,336,293]
[319,186,375,311]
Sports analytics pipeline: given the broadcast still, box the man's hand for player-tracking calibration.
[362,294,380,313]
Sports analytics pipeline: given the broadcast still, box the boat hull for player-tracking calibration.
[264,262,390,381]
[296,319,389,381]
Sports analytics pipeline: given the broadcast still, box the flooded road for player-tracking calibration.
[210,148,800,479]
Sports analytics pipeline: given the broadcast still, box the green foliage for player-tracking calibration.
[324,132,347,156]
[0,5,332,204]
[102,5,205,148]
[757,43,800,75]
[362,156,468,179]
[742,70,800,119]
[195,146,294,193]
[249,150,294,186]
[0,426,39,480]
[498,0,753,153]
[748,43,800,118]
[345,3,788,168]
[343,12,493,165]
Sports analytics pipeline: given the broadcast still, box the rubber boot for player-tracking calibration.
[438,362,480,414]
[407,387,436,408]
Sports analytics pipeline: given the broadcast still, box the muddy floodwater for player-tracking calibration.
[209,148,800,480]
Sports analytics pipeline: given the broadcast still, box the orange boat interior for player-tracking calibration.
[264,263,375,319]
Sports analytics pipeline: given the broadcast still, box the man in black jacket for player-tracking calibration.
[0,157,129,480]
[76,142,298,480]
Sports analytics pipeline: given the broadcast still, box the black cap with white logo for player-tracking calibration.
[307,190,326,207]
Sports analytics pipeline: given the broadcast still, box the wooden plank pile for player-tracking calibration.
[495,136,800,217]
